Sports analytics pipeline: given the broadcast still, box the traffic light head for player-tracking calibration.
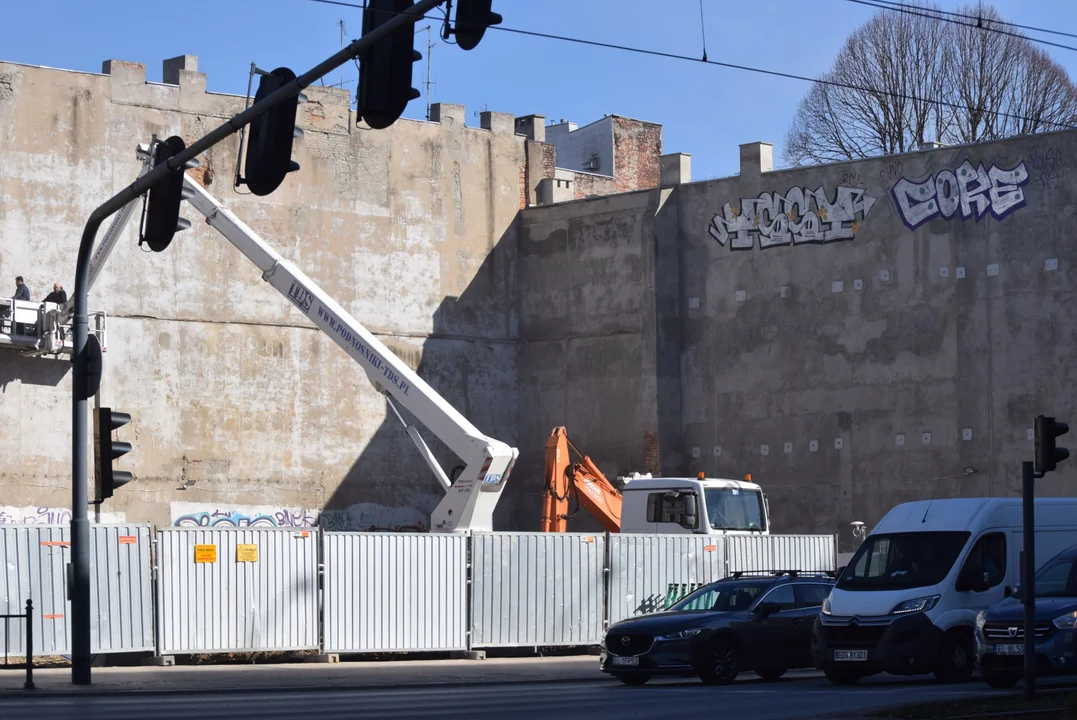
[94,407,135,503]
[357,0,422,130]
[454,0,502,51]
[1035,414,1070,474]
[243,67,306,197]
[143,135,199,252]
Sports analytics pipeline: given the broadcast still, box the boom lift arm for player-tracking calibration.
[542,426,621,533]
[181,171,517,533]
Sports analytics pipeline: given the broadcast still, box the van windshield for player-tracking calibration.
[704,488,766,532]
[837,531,971,591]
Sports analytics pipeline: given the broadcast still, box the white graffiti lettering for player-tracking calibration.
[891,160,1029,230]
[708,186,876,250]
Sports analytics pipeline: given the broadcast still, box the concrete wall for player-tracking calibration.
[0,56,532,530]
[520,131,1077,546]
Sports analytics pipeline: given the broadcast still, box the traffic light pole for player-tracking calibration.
[1022,460,1037,700]
[68,0,449,685]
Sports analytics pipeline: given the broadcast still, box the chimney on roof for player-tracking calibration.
[514,114,546,143]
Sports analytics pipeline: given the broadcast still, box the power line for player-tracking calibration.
[306,0,1077,131]
[841,0,1077,53]
[864,0,1077,41]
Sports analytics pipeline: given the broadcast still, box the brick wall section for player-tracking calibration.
[612,116,662,194]
[541,143,556,179]
[519,161,527,209]
[573,171,617,200]
[643,432,661,475]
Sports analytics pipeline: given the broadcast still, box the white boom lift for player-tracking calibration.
[178,165,518,533]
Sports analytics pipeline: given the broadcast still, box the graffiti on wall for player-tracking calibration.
[169,502,429,532]
[1028,147,1064,191]
[0,506,126,525]
[708,186,877,250]
[891,160,1029,230]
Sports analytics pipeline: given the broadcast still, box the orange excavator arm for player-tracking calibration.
[541,426,621,533]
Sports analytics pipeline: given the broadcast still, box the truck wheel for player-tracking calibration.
[935,630,975,683]
[698,636,741,685]
[614,673,651,686]
[984,673,1020,689]
[823,667,863,685]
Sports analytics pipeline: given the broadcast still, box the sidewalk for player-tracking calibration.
[0,656,606,697]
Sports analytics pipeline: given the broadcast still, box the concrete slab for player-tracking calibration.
[0,656,605,697]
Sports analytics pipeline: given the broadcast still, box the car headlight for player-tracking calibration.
[822,596,833,616]
[660,628,703,640]
[889,595,941,615]
[976,610,986,631]
[1053,612,1077,630]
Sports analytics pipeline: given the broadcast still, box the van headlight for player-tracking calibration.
[822,596,833,616]
[1053,612,1077,630]
[976,610,986,631]
[889,595,940,615]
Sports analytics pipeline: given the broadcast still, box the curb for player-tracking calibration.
[0,673,614,700]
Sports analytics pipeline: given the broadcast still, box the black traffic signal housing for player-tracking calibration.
[242,67,307,197]
[1035,414,1070,474]
[454,0,502,50]
[94,407,135,503]
[142,135,200,252]
[356,0,422,130]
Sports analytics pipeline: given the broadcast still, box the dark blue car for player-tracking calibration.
[600,571,836,686]
[975,543,1077,688]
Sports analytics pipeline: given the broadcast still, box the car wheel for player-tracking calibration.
[757,668,787,682]
[698,636,741,685]
[823,667,863,685]
[934,630,975,683]
[984,673,1020,689]
[613,673,651,686]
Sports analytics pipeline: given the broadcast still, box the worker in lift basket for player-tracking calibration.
[13,276,30,301]
[43,283,67,304]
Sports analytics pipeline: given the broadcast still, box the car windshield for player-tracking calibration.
[1035,552,1077,598]
[669,580,772,612]
[837,531,971,591]
[704,488,766,532]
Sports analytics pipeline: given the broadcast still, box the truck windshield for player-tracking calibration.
[703,488,766,532]
[837,531,971,591]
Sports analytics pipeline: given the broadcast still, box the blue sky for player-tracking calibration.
[1,1,1076,180]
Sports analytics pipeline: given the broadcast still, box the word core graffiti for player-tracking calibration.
[891,160,1030,230]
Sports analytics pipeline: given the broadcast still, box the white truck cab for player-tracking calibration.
[813,497,1077,684]
[619,474,770,535]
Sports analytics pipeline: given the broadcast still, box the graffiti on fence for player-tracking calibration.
[0,506,126,525]
[169,501,429,532]
[631,582,707,616]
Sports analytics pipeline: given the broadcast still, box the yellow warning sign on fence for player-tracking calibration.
[236,544,258,562]
[194,544,217,563]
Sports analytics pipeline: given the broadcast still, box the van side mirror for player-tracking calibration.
[1004,586,1013,598]
[683,494,698,529]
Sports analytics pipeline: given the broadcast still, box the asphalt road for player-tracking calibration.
[0,673,1033,720]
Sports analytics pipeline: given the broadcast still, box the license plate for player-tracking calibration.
[611,656,639,666]
[995,644,1024,655]
[834,649,867,661]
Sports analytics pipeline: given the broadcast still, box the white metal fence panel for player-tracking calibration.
[607,534,726,625]
[726,535,837,574]
[0,524,153,656]
[156,528,319,655]
[323,533,467,653]
[470,532,604,647]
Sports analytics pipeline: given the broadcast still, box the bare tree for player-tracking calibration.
[783,2,1077,167]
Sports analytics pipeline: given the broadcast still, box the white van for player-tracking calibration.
[813,497,1077,684]
[619,475,770,535]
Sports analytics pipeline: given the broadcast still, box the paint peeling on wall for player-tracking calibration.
[169,502,429,532]
[0,506,126,525]
[891,160,1030,230]
[708,186,877,250]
